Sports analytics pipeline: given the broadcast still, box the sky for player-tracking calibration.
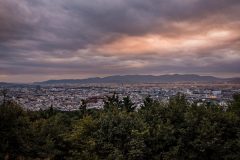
[0,0,240,82]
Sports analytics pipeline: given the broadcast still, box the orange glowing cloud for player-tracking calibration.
[94,29,237,56]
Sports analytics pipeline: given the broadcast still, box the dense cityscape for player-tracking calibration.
[1,82,239,111]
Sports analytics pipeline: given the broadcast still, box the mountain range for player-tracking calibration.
[34,74,240,85]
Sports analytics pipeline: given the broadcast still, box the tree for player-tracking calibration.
[229,93,240,114]
[94,111,147,160]
[1,89,8,104]
[103,93,121,111]
[29,113,72,159]
[0,101,30,159]
[64,116,98,160]
[141,96,155,110]
[79,99,87,117]
[122,96,136,112]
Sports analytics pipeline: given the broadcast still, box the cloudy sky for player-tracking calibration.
[0,0,240,82]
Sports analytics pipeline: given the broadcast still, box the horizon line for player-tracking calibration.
[1,73,240,84]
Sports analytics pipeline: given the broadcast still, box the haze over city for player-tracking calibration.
[0,0,240,82]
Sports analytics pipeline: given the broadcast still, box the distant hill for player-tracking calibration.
[0,82,19,87]
[34,74,239,85]
[0,82,32,88]
[226,77,240,83]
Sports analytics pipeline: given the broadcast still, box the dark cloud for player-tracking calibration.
[0,0,240,82]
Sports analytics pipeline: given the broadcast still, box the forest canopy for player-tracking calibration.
[1,93,240,160]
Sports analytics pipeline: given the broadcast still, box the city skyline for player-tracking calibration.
[1,0,240,82]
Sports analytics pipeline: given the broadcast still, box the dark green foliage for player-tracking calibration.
[122,96,136,112]
[229,93,240,114]
[79,99,87,117]
[103,93,122,111]
[1,89,8,104]
[0,101,30,159]
[0,93,240,159]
